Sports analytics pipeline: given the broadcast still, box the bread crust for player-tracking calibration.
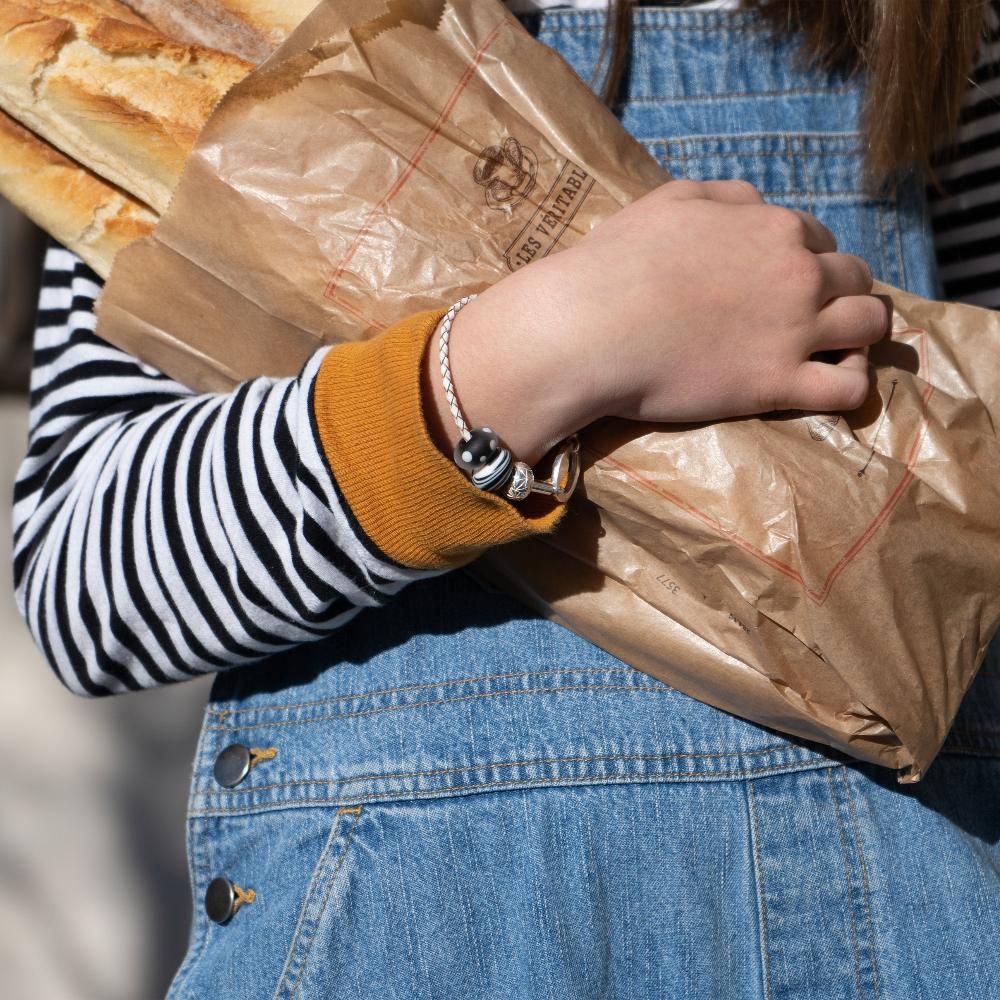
[120,0,318,62]
[0,108,156,276]
[0,0,311,272]
[0,0,252,213]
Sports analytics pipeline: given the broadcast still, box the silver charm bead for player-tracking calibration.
[504,462,534,501]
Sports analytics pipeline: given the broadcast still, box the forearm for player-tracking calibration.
[14,247,567,696]
[14,309,404,694]
[421,260,603,467]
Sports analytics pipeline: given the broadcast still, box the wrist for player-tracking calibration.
[317,309,567,570]
[422,278,598,468]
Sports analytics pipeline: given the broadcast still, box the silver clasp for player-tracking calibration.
[530,435,581,503]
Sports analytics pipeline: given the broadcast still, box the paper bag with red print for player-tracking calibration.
[96,0,1000,781]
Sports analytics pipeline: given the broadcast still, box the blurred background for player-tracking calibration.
[1,198,212,999]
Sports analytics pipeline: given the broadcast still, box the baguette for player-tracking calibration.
[31,0,149,24]
[0,0,252,213]
[0,108,156,276]
[120,0,318,63]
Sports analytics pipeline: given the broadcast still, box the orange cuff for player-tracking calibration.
[312,309,567,571]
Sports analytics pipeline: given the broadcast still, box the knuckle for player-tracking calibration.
[754,386,782,415]
[751,365,789,414]
[837,375,870,411]
[841,253,873,290]
[787,251,824,293]
[664,179,703,199]
[767,205,807,239]
[725,178,762,202]
[857,256,875,289]
[834,297,888,347]
[860,297,889,340]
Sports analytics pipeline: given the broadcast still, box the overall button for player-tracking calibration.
[205,877,256,924]
[205,877,237,924]
[214,744,251,787]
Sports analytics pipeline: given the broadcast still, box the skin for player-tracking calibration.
[423,178,889,466]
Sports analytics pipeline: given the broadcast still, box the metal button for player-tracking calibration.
[214,744,252,788]
[204,877,237,924]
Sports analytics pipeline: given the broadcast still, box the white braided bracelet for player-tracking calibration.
[436,295,580,503]
[437,295,475,441]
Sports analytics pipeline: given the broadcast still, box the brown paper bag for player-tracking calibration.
[96,0,1000,781]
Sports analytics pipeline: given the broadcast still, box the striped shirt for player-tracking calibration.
[930,2,1000,308]
[12,11,1000,696]
[12,247,430,696]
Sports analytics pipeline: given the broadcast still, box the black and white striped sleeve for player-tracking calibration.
[928,0,1000,308]
[11,245,432,697]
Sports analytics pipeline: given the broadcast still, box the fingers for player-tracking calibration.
[665,178,764,204]
[812,294,891,350]
[759,204,838,254]
[663,184,838,255]
[817,252,874,300]
[786,354,873,412]
[832,347,870,375]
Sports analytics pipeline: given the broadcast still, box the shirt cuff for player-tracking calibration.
[311,308,567,571]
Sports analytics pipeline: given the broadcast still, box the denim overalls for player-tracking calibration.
[167,9,1000,999]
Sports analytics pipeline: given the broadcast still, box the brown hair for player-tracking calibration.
[595,0,989,186]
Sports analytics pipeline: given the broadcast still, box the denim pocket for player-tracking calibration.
[166,805,364,1000]
[273,806,365,1000]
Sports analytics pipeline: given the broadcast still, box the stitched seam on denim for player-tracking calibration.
[204,683,677,731]
[651,129,863,141]
[648,130,862,147]
[207,667,647,719]
[655,149,863,162]
[876,197,894,288]
[549,8,761,21]
[630,10,759,22]
[714,192,871,201]
[621,85,856,104]
[801,142,815,218]
[891,184,908,291]
[841,771,884,1000]
[546,23,763,34]
[291,812,361,1000]
[201,745,811,796]
[825,767,867,999]
[745,780,775,1000]
[544,24,761,35]
[189,760,833,814]
[273,808,362,1000]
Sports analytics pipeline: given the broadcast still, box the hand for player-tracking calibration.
[424,179,888,465]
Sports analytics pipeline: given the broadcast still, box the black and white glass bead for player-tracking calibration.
[471,447,514,492]
[453,427,502,472]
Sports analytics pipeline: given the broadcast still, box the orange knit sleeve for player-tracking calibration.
[311,308,567,571]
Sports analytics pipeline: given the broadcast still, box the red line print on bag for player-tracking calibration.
[324,16,509,324]
[592,328,933,608]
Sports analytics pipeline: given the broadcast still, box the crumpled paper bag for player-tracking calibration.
[96,0,1000,781]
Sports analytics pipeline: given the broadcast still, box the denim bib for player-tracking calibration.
[169,10,999,1000]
